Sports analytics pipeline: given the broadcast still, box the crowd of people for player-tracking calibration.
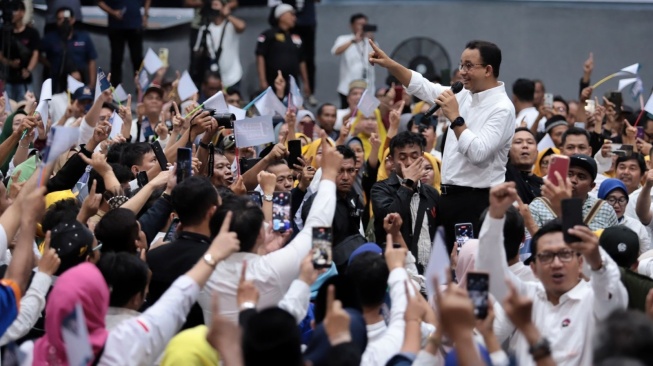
[1,0,653,365]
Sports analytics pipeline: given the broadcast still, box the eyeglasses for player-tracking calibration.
[535,250,577,264]
[337,168,358,176]
[458,63,487,72]
[606,197,628,206]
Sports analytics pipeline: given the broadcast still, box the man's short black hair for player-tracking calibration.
[101,103,116,113]
[514,127,536,139]
[107,142,128,164]
[512,79,535,102]
[225,86,241,98]
[465,40,502,78]
[94,208,140,254]
[211,195,264,252]
[97,252,149,308]
[479,206,524,261]
[317,103,336,117]
[531,219,563,258]
[172,176,218,226]
[389,131,425,157]
[561,127,591,146]
[42,199,80,233]
[616,154,647,175]
[243,307,302,366]
[346,252,389,307]
[350,13,367,24]
[554,95,569,113]
[88,163,133,196]
[593,309,653,365]
[336,145,357,164]
[203,70,221,83]
[120,143,153,169]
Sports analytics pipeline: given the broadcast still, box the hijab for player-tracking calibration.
[532,147,559,178]
[455,239,479,289]
[350,109,387,161]
[33,263,110,365]
[301,137,334,169]
[377,148,391,181]
[160,325,219,366]
[0,110,27,174]
[422,152,441,192]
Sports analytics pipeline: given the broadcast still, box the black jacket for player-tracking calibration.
[371,173,440,272]
[302,189,363,247]
[505,163,543,205]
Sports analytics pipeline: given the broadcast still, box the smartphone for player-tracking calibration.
[548,154,570,186]
[584,99,595,114]
[176,147,192,183]
[561,198,584,244]
[544,93,554,108]
[158,48,169,67]
[239,157,262,175]
[150,141,168,171]
[164,217,180,242]
[466,272,489,319]
[287,140,302,169]
[393,85,404,104]
[362,24,378,33]
[608,91,623,113]
[136,171,148,188]
[455,223,473,252]
[312,227,333,269]
[574,122,586,129]
[248,191,262,207]
[637,127,645,140]
[272,192,291,232]
[98,68,111,92]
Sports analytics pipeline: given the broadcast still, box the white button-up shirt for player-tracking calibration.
[198,179,337,323]
[331,35,375,96]
[476,216,627,366]
[405,70,515,188]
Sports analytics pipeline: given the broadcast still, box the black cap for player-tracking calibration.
[570,154,598,181]
[408,113,437,131]
[599,226,639,268]
[50,220,95,276]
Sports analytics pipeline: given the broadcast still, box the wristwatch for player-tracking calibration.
[263,194,273,202]
[203,253,218,268]
[529,337,551,360]
[403,179,415,189]
[450,116,465,129]
[240,301,256,311]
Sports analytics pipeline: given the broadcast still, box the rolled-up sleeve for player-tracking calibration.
[456,108,513,165]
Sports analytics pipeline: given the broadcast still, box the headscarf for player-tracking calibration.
[160,325,219,366]
[33,263,110,365]
[532,147,560,177]
[350,109,387,161]
[455,239,479,288]
[0,110,27,174]
[412,101,428,115]
[377,148,391,181]
[346,137,365,202]
[422,152,441,192]
[301,137,334,169]
[295,132,311,146]
[274,122,285,144]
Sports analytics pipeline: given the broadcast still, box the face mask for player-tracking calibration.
[209,9,221,18]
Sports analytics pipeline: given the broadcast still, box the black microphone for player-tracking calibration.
[423,81,464,118]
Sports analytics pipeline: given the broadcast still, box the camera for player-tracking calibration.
[203,110,235,129]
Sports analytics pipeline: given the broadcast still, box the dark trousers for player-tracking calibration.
[108,28,143,87]
[293,24,316,93]
[440,188,490,254]
[339,93,349,109]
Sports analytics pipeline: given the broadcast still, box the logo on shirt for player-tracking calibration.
[291,34,302,46]
[275,33,286,42]
[257,35,266,43]
[430,207,436,218]
[73,41,86,47]
[562,318,571,328]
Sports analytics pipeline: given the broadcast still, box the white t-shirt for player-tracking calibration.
[515,106,539,129]
[195,21,243,87]
[331,35,375,96]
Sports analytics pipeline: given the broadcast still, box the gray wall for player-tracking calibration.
[37,1,653,108]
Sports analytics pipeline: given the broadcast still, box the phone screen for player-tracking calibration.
[176,147,192,183]
[561,198,584,244]
[287,140,302,168]
[544,93,554,108]
[312,227,333,268]
[248,191,262,207]
[272,192,291,232]
[164,217,180,242]
[637,127,645,140]
[158,48,169,67]
[393,85,404,104]
[548,154,569,186]
[466,272,489,319]
[455,223,473,251]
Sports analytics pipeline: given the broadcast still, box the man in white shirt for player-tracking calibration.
[198,138,342,323]
[477,182,627,366]
[331,13,375,109]
[369,39,515,249]
[512,78,539,129]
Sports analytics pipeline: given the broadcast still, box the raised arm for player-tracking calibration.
[637,170,653,225]
[368,40,412,88]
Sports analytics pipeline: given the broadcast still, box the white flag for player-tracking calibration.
[62,303,94,366]
[289,75,304,108]
[39,79,52,102]
[113,84,128,102]
[138,69,150,91]
[178,70,198,102]
[43,126,80,164]
[233,116,276,148]
[645,93,653,116]
[537,133,555,151]
[109,111,124,139]
[203,91,229,112]
[3,91,11,113]
[424,227,451,301]
[618,78,638,92]
[229,105,246,121]
[356,89,381,118]
[66,75,84,94]
[143,48,164,74]
[35,100,49,121]
[619,63,640,75]
[254,87,286,117]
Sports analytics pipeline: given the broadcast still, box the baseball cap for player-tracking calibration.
[570,154,597,181]
[72,86,94,101]
[599,226,639,268]
[143,83,164,98]
[348,80,368,92]
[50,220,95,276]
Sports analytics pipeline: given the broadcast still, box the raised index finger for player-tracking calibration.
[368,38,382,53]
[172,101,180,116]
[326,284,335,315]
[89,179,97,196]
[220,211,233,234]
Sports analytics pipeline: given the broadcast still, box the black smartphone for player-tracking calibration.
[150,141,168,171]
[176,147,192,183]
[287,140,302,168]
[608,91,623,113]
[312,227,333,269]
[362,24,377,33]
[455,223,473,252]
[466,272,489,319]
[272,191,291,232]
[240,157,262,175]
[248,191,262,207]
[561,198,584,244]
[164,217,180,242]
[136,171,149,187]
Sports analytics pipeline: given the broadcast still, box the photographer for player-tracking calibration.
[193,0,245,90]
[0,1,40,101]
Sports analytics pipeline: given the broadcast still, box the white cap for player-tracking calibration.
[274,4,295,19]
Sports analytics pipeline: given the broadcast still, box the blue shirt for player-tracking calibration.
[0,282,19,336]
[104,0,144,29]
[41,31,97,90]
